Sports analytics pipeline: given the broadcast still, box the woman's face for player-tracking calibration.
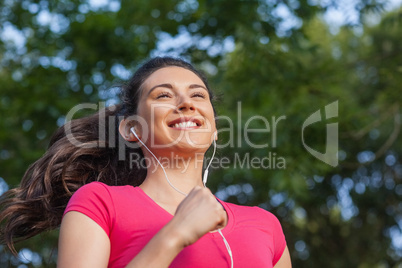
[135,66,217,156]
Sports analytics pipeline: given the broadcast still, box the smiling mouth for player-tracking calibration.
[168,117,202,129]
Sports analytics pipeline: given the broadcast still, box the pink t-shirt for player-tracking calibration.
[64,182,286,267]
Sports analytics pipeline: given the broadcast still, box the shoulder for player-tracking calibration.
[65,182,135,217]
[225,202,279,220]
[222,201,283,230]
[71,181,134,199]
[66,182,111,204]
[65,182,113,213]
[223,202,287,264]
[74,181,112,193]
[63,182,130,234]
[66,182,144,214]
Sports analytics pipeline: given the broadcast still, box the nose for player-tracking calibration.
[176,95,195,113]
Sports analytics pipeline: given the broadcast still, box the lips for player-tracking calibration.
[168,117,202,129]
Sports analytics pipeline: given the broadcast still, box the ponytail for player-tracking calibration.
[0,105,146,253]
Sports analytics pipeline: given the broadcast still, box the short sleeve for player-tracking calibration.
[63,182,114,236]
[269,212,287,265]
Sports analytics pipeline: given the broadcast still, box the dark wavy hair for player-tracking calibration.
[0,57,216,254]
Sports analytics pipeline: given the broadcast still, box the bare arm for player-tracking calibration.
[57,211,111,268]
[57,186,225,268]
[274,246,292,268]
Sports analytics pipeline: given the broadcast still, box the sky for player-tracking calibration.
[1,0,402,54]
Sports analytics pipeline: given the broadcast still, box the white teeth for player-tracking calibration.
[173,121,197,128]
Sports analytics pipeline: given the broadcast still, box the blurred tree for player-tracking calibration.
[217,9,402,267]
[0,0,400,267]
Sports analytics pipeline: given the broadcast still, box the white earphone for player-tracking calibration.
[203,131,217,186]
[130,127,139,139]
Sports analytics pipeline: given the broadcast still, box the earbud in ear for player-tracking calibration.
[130,127,139,139]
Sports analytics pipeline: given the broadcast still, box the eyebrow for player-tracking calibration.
[147,83,208,96]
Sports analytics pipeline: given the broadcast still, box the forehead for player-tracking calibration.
[141,66,205,93]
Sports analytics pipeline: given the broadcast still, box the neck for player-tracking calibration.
[139,152,206,203]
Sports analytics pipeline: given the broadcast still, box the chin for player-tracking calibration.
[171,142,210,155]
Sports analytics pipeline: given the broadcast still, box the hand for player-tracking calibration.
[169,186,226,247]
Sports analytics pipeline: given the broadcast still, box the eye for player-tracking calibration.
[191,91,207,99]
[156,92,173,99]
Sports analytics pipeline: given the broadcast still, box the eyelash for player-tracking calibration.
[191,92,207,98]
[156,92,172,99]
[156,91,207,99]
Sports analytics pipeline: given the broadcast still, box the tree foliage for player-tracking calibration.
[0,0,401,267]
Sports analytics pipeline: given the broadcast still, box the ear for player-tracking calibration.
[214,131,218,141]
[119,119,139,141]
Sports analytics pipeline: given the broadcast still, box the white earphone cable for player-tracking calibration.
[203,136,217,186]
[206,136,233,268]
[130,128,187,196]
[130,128,233,267]
[218,229,233,268]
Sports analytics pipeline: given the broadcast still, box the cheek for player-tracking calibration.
[136,104,156,136]
[202,103,216,124]
[138,102,162,120]
[139,105,171,133]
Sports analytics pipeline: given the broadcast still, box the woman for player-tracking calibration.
[0,57,291,267]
